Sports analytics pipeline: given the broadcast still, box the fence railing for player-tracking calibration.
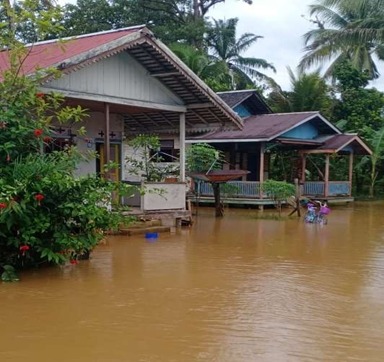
[195,180,351,199]
[196,180,262,198]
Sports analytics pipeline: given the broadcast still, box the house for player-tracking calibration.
[187,90,372,204]
[0,26,243,211]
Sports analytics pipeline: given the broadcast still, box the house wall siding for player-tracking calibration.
[234,104,252,118]
[45,52,183,106]
[281,122,318,139]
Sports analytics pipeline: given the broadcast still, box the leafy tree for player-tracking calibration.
[332,61,384,196]
[333,61,384,136]
[186,143,226,217]
[364,126,384,197]
[0,0,63,43]
[0,2,133,280]
[261,180,295,217]
[59,0,253,45]
[206,17,275,90]
[125,134,179,182]
[300,0,384,80]
[267,67,333,117]
[60,0,118,37]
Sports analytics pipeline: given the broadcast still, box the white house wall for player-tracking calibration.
[45,52,183,106]
[58,111,123,177]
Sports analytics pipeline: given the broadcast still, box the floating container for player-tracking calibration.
[145,232,159,239]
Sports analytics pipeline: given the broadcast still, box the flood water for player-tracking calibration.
[2,202,384,361]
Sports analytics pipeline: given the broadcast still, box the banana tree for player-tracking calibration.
[356,126,384,198]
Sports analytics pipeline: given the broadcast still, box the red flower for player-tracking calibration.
[43,136,52,142]
[33,129,43,137]
[0,202,7,209]
[36,93,45,98]
[19,245,30,252]
[70,259,78,265]
[35,193,45,205]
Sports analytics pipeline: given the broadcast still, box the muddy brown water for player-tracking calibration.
[1,202,384,361]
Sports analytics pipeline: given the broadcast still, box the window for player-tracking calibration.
[151,140,179,162]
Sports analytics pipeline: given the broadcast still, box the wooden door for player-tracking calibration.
[97,143,121,182]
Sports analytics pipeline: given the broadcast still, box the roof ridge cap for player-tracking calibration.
[23,25,147,48]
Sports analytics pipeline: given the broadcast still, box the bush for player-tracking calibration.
[0,32,134,279]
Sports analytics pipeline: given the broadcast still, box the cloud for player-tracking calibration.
[209,0,314,90]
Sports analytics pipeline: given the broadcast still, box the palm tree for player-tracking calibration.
[268,67,333,116]
[170,43,211,76]
[300,0,384,80]
[206,18,275,90]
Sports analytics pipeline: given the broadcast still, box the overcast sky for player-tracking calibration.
[59,0,384,91]
[209,0,384,91]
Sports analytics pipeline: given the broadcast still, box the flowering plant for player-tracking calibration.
[0,3,134,280]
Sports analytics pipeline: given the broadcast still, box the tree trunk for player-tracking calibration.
[212,183,223,217]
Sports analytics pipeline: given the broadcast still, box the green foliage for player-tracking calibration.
[300,0,384,80]
[261,180,295,216]
[267,67,333,118]
[262,180,295,201]
[1,265,19,282]
[333,62,384,135]
[0,0,64,43]
[186,143,224,173]
[125,134,179,182]
[206,17,275,90]
[0,2,135,276]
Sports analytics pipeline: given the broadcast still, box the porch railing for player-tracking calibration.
[196,180,262,198]
[303,181,351,197]
[195,180,352,199]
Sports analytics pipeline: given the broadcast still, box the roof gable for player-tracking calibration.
[44,51,183,107]
[0,26,244,133]
[217,90,271,115]
[316,134,372,155]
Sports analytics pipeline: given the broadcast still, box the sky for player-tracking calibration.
[58,0,384,92]
[210,0,313,91]
[209,0,384,91]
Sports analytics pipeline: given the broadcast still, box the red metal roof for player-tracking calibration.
[191,112,320,141]
[0,26,144,76]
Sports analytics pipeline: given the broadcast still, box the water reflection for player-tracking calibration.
[1,202,384,361]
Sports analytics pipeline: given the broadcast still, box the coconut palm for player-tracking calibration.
[170,43,211,76]
[268,67,333,116]
[206,18,275,90]
[300,0,384,80]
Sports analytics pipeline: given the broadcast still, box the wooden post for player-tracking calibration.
[348,151,354,196]
[179,112,186,182]
[259,143,264,198]
[104,103,111,179]
[301,153,306,183]
[288,178,301,217]
[324,154,330,197]
[212,183,223,217]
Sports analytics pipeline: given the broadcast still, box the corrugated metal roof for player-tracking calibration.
[217,90,271,114]
[316,134,372,155]
[190,112,320,141]
[0,27,243,133]
[0,26,143,75]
